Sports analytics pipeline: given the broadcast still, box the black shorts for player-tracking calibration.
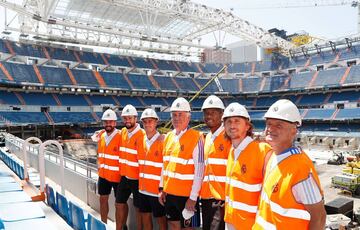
[97,177,119,196]
[116,176,140,207]
[138,192,166,217]
[165,194,200,228]
[201,199,225,230]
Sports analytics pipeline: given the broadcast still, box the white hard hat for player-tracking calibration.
[201,95,225,110]
[170,97,191,112]
[121,104,138,117]
[222,102,250,120]
[101,109,117,121]
[141,108,159,120]
[264,99,302,126]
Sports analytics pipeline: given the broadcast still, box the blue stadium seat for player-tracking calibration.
[2,62,39,84]
[19,92,57,106]
[56,192,71,224]
[154,59,177,71]
[242,77,261,92]
[196,78,218,93]
[304,109,335,120]
[289,71,314,89]
[298,94,326,106]
[101,72,131,90]
[261,75,287,92]
[38,66,73,85]
[57,94,88,106]
[69,201,88,230]
[220,78,239,92]
[312,67,345,87]
[46,185,57,212]
[47,47,77,62]
[0,112,48,124]
[199,63,223,73]
[87,214,106,230]
[345,65,360,84]
[87,95,116,105]
[176,61,198,73]
[131,57,154,69]
[50,112,96,124]
[336,108,360,120]
[227,63,252,73]
[78,51,105,65]
[174,77,198,92]
[106,55,131,67]
[127,74,156,90]
[71,69,99,87]
[0,91,21,105]
[152,75,178,91]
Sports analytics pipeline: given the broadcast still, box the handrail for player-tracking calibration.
[4,133,98,181]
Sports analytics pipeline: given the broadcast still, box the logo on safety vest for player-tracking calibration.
[154,150,159,156]
[241,164,247,174]
[184,219,191,227]
[218,144,224,151]
[113,147,117,152]
[180,144,184,151]
[272,183,279,193]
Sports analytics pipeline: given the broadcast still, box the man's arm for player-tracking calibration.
[304,201,326,230]
[185,136,205,211]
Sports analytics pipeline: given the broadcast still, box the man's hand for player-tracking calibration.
[185,198,197,212]
[158,191,167,206]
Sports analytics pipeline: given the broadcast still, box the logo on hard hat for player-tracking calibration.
[107,113,110,117]
[176,103,180,108]
[230,107,235,112]
[273,106,278,112]
[126,109,130,113]
[209,99,213,104]
[145,112,148,116]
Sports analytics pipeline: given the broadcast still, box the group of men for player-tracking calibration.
[93,95,326,230]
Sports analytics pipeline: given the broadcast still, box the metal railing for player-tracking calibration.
[4,133,98,181]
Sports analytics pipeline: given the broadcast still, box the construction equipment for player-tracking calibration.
[331,173,360,196]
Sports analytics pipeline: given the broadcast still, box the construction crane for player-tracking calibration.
[235,0,360,33]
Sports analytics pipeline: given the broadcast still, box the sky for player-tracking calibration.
[192,0,358,46]
[0,0,358,48]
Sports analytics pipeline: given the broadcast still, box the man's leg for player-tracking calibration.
[169,220,181,230]
[156,216,167,230]
[116,202,129,230]
[99,195,109,223]
[141,212,153,230]
[97,177,112,223]
[116,177,131,230]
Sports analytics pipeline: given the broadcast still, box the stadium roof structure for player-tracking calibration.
[0,0,296,56]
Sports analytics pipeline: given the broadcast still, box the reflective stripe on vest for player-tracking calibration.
[138,160,163,168]
[163,156,194,165]
[99,164,119,171]
[163,129,201,197]
[225,196,257,213]
[226,177,262,192]
[200,129,231,200]
[97,130,121,183]
[98,153,119,160]
[261,190,311,220]
[224,140,271,230]
[138,133,164,196]
[119,126,145,179]
[253,147,321,230]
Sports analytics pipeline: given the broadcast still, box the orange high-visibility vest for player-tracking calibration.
[163,129,201,197]
[97,130,121,183]
[253,148,323,230]
[119,125,145,179]
[200,128,231,200]
[224,139,271,230]
[138,133,164,196]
